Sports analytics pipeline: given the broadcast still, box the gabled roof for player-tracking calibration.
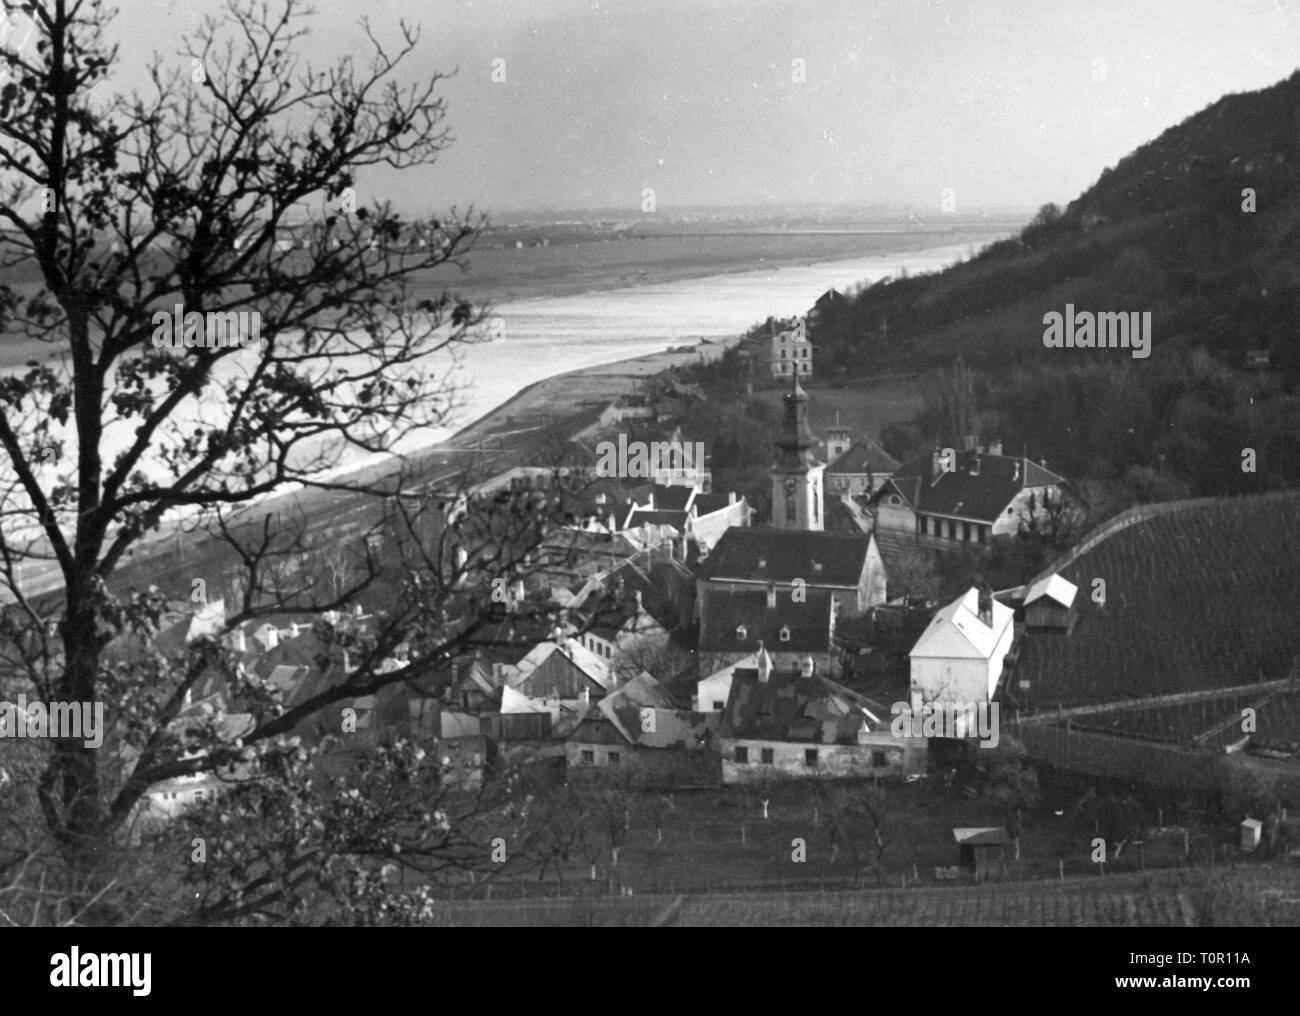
[1024,573,1078,610]
[697,528,873,588]
[693,492,744,515]
[651,484,695,512]
[698,587,836,653]
[876,449,1064,524]
[719,666,880,743]
[909,587,1014,661]
[826,438,900,476]
[952,827,1012,846]
[510,639,613,691]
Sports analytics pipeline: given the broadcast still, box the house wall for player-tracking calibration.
[858,538,888,611]
[874,499,917,534]
[910,657,992,707]
[992,484,1061,537]
[1026,602,1071,630]
[690,501,748,552]
[720,734,922,783]
[566,742,721,787]
[698,649,836,682]
[697,670,735,712]
[514,653,604,700]
[827,472,892,497]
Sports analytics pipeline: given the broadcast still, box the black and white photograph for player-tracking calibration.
[0,0,1296,964]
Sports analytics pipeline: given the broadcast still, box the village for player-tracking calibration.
[117,292,1300,897]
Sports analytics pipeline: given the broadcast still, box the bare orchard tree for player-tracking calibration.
[0,0,573,920]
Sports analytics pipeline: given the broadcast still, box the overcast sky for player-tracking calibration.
[87,0,1300,217]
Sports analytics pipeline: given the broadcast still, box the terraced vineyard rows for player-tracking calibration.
[1016,492,1300,709]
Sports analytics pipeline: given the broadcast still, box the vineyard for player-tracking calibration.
[423,866,1300,926]
[1013,492,1300,709]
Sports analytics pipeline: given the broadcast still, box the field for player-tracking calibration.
[1015,492,1300,709]
[422,866,1300,927]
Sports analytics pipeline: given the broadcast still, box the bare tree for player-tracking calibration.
[0,0,570,921]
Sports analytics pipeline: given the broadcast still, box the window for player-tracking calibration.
[805,749,819,767]
[761,747,774,765]
[779,625,791,643]
[890,494,901,506]
[736,624,747,641]
[872,751,888,768]
[963,522,972,542]
[581,750,594,765]
[734,746,749,763]
[712,700,724,710]
[608,752,621,766]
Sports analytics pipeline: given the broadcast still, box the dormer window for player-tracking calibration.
[811,560,823,574]
[779,625,791,643]
[736,624,747,641]
[757,558,766,569]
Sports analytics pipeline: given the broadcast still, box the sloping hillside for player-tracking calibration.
[814,70,1300,380]
[1013,490,1300,708]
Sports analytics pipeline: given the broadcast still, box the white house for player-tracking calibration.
[908,586,1015,707]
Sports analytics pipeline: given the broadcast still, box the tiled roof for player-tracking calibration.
[877,449,1064,524]
[719,666,877,743]
[826,438,900,476]
[697,528,873,587]
[699,587,836,653]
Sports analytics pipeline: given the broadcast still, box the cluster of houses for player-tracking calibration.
[115,364,1084,831]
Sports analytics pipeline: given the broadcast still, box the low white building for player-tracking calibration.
[908,586,1015,707]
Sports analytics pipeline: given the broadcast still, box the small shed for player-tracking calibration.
[1023,574,1078,633]
[1240,818,1263,852]
[953,827,1012,880]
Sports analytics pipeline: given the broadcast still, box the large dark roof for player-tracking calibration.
[697,528,872,587]
[719,666,874,743]
[699,587,836,653]
[651,484,694,512]
[826,438,900,476]
[875,449,1064,524]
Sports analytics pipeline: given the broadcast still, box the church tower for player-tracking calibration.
[771,371,824,530]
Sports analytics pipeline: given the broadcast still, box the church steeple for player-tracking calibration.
[771,370,825,530]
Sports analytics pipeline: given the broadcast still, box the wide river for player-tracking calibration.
[390,238,983,458]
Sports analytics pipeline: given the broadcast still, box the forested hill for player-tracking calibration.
[812,69,1300,382]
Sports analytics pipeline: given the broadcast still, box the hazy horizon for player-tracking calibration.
[17,0,1300,219]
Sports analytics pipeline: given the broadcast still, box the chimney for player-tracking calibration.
[634,589,643,613]
[970,453,980,477]
[756,641,772,684]
[262,626,278,651]
[962,434,977,452]
[766,583,777,609]
[729,491,736,505]
[289,621,300,638]
[977,585,994,627]
[232,627,247,654]
[988,440,1002,457]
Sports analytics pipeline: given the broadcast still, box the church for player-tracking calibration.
[694,373,888,678]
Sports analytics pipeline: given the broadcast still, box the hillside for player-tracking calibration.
[789,70,1300,500]
[1013,490,1300,708]
[815,69,1300,378]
